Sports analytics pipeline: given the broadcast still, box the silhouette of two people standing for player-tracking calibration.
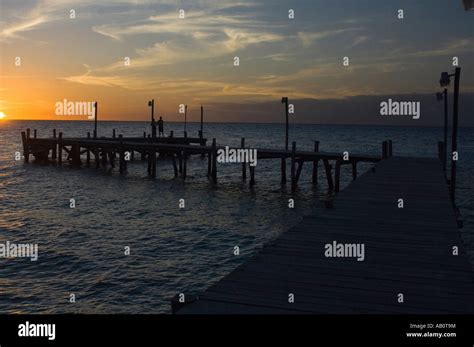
[151,116,165,138]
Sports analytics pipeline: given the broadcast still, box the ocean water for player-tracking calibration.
[0,120,473,313]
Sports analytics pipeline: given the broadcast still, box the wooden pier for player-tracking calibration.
[174,156,473,314]
[20,128,387,191]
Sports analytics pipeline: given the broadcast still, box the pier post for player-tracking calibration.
[352,161,357,180]
[119,135,126,174]
[85,132,91,167]
[312,141,320,184]
[178,151,183,173]
[52,129,57,161]
[249,163,255,186]
[113,129,116,139]
[95,148,100,169]
[200,136,206,158]
[141,133,146,161]
[207,149,212,177]
[101,149,108,168]
[182,150,187,179]
[211,138,217,183]
[382,141,389,159]
[170,131,174,138]
[335,160,341,192]
[172,154,178,177]
[21,131,29,163]
[291,142,296,190]
[34,129,37,138]
[296,160,304,184]
[108,151,115,168]
[438,141,445,164]
[27,128,31,140]
[58,132,63,166]
[323,159,333,192]
[388,140,393,157]
[241,138,247,181]
[71,144,81,168]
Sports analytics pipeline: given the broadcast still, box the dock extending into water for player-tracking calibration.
[20,128,387,192]
[19,127,472,313]
[174,156,473,314]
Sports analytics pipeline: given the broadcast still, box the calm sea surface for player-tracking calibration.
[0,120,473,313]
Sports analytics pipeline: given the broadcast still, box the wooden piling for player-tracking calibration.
[182,150,187,179]
[249,164,255,186]
[26,128,31,140]
[207,149,212,177]
[113,129,116,139]
[85,132,90,167]
[172,155,178,177]
[108,151,115,168]
[323,159,333,191]
[335,160,341,192]
[170,131,174,138]
[382,141,389,159]
[34,129,37,138]
[438,141,445,163]
[95,148,100,169]
[86,148,90,167]
[291,142,296,190]
[241,138,247,181]
[57,132,63,166]
[296,160,304,183]
[388,140,393,157]
[178,151,183,173]
[51,129,57,161]
[211,138,217,183]
[21,131,29,163]
[352,161,357,180]
[71,144,81,168]
[119,135,125,174]
[101,149,108,167]
[312,141,320,184]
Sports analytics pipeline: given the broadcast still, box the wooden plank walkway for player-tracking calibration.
[176,156,474,314]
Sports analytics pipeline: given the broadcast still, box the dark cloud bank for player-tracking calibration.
[206,93,474,127]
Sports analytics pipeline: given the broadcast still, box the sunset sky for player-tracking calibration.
[0,0,473,124]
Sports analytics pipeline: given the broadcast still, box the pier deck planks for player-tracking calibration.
[178,157,474,314]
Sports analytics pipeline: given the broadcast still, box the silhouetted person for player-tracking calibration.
[158,117,164,137]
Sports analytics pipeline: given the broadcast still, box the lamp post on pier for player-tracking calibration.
[93,101,98,139]
[148,99,156,139]
[439,67,461,204]
[436,89,448,171]
[281,97,289,150]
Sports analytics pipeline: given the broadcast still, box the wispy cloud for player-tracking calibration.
[297,27,364,47]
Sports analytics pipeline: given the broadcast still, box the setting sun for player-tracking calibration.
[0,112,6,120]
